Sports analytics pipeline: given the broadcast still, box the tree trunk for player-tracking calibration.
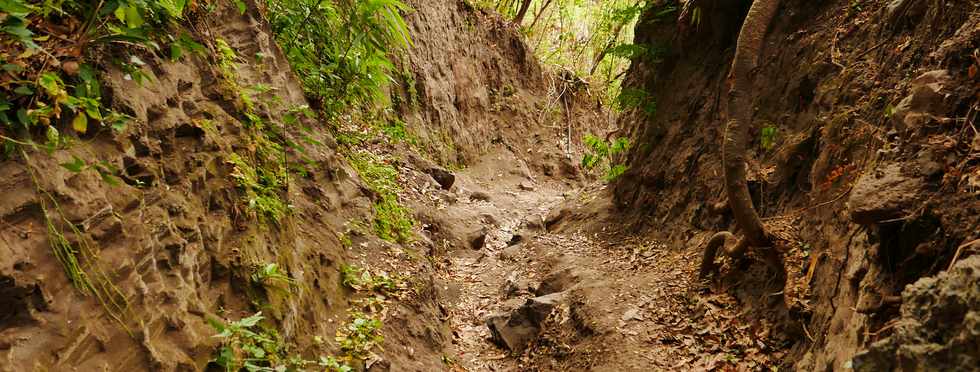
[514,0,533,24]
[588,22,626,75]
[723,0,781,248]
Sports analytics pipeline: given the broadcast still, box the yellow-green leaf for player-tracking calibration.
[125,5,144,28]
[72,113,87,133]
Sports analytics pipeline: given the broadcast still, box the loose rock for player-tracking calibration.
[853,255,980,371]
[890,70,951,133]
[536,267,588,295]
[470,191,492,202]
[486,292,566,352]
[468,228,488,250]
[426,166,456,190]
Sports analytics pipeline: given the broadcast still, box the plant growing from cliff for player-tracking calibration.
[210,312,356,372]
[341,264,406,295]
[252,263,296,294]
[0,0,195,156]
[336,311,384,361]
[19,151,131,330]
[346,151,414,243]
[210,312,283,371]
[581,134,630,181]
[616,87,657,115]
[264,0,413,117]
[228,152,289,222]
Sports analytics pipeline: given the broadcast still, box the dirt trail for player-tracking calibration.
[402,146,793,371]
[429,150,569,371]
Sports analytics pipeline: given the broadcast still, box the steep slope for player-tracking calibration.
[0,2,397,370]
[612,0,979,369]
[397,0,606,170]
[0,0,603,370]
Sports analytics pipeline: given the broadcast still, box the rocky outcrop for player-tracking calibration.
[853,255,980,371]
[847,163,927,225]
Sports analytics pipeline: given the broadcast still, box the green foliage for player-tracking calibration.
[210,312,284,372]
[605,163,628,181]
[211,39,308,224]
[21,155,131,331]
[605,42,665,63]
[264,0,413,118]
[210,312,355,372]
[760,125,777,151]
[340,264,406,295]
[582,134,630,182]
[508,0,656,106]
[228,152,289,222]
[336,263,400,363]
[372,195,413,243]
[380,117,417,145]
[251,263,296,295]
[616,87,657,115]
[346,152,413,243]
[0,0,197,155]
[336,312,384,360]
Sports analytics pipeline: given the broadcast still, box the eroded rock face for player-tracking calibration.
[890,70,951,134]
[853,255,980,371]
[847,163,927,225]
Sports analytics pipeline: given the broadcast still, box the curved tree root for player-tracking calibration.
[701,0,782,277]
[698,0,808,314]
[699,232,750,278]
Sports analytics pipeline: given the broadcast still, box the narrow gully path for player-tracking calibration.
[402,147,794,370]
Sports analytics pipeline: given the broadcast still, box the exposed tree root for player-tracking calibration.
[700,0,810,313]
[701,0,781,278]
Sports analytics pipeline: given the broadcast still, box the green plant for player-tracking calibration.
[760,125,777,151]
[21,150,130,330]
[340,264,406,295]
[228,152,289,222]
[339,232,353,248]
[380,117,417,145]
[616,87,657,115]
[581,134,630,181]
[210,312,284,372]
[210,312,355,372]
[251,263,296,294]
[346,152,413,243]
[335,311,384,360]
[0,0,194,156]
[605,163,628,181]
[264,0,413,118]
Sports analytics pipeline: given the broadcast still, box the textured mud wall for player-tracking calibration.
[614,0,980,369]
[0,1,438,370]
[397,0,606,170]
[0,0,597,369]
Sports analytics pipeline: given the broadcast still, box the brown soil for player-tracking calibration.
[2,0,979,371]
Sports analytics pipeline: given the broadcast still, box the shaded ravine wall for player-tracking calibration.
[613,0,979,369]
